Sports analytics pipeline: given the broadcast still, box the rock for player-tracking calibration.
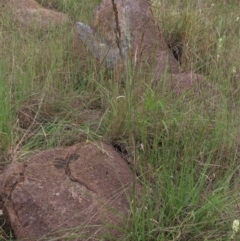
[74,0,216,97]
[0,142,136,240]
[75,0,180,74]
[159,72,206,96]
[3,0,69,29]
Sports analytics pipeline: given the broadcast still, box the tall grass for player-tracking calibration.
[0,60,11,149]
[0,0,240,240]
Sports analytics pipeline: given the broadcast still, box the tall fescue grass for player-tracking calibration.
[0,0,240,240]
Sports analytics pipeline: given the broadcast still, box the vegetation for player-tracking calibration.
[0,0,240,240]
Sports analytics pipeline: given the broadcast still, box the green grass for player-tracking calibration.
[1,0,240,240]
[0,60,11,149]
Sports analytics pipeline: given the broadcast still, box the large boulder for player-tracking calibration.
[75,0,180,74]
[74,0,212,95]
[0,142,136,240]
[2,0,69,29]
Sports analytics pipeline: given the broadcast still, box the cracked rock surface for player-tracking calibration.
[77,0,180,74]
[0,142,135,240]
[74,0,210,95]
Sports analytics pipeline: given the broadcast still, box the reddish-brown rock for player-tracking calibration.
[0,142,136,240]
[75,0,180,74]
[74,0,213,95]
[3,0,69,29]
[158,73,206,96]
